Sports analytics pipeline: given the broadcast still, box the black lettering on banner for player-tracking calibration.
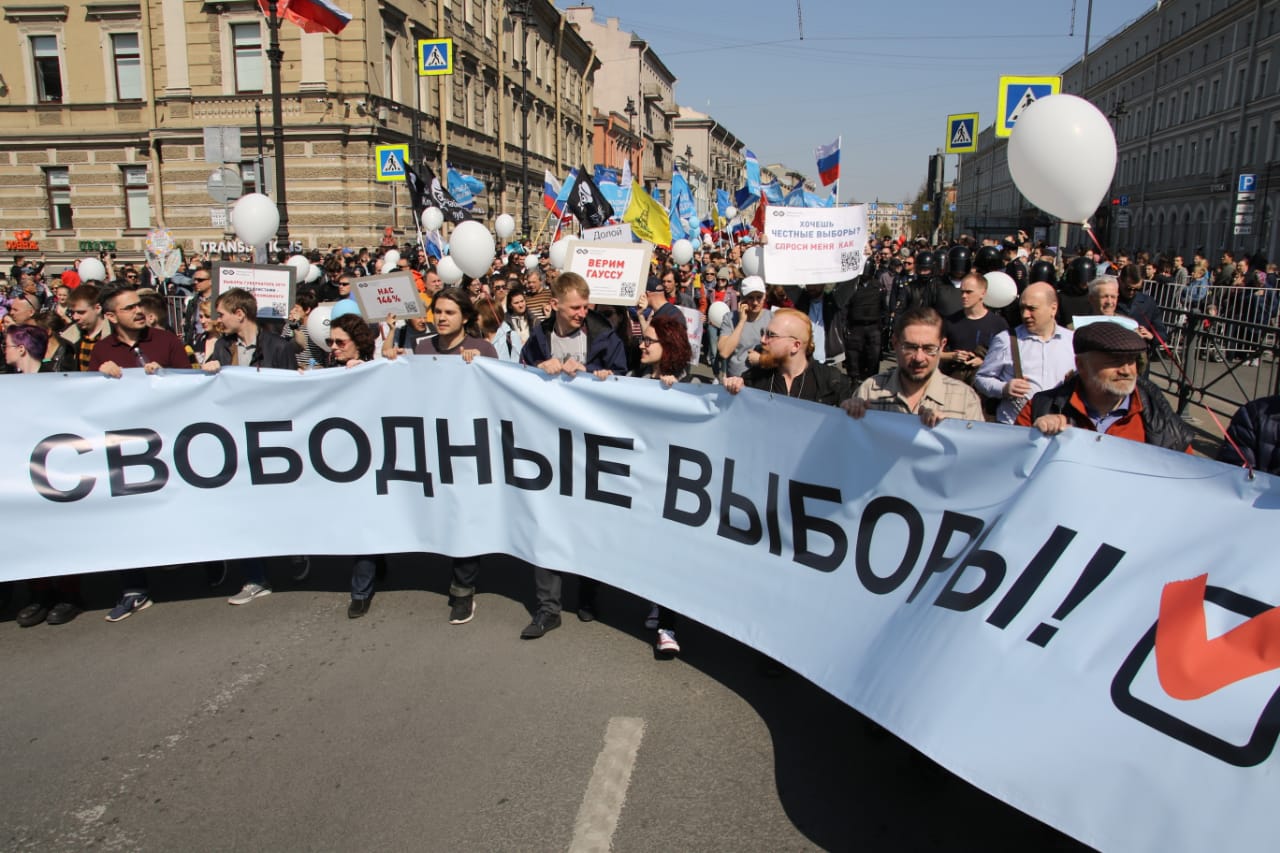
[718,458,762,545]
[985,526,1078,628]
[585,433,633,509]
[105,428,169,497]
[790,480,846,572]
[906,511,986,603]
[500,420,551,491]
[855,496,925,594]
[173,422,237,489]
[663,445,711,527]
[765,472,782,556]
[932,518,1006,612]
[246,420,303,485]
[30,433,96,503]
[377,417,434,496]
[308,418,372,483]
[559,428,573,497]
[436,417,493,485]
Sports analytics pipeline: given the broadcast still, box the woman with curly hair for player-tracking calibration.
[327,313,377,366]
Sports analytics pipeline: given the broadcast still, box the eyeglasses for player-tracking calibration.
[760,330,798,342]
[193,277,210,283]
[113,301,142,313]
[898,343,941,356]
[640,335,660,346]
[325,337,353,347]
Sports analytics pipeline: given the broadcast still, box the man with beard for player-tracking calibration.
[843,307,983,426]
[1016,322,1191,452]
[723,308,852,405]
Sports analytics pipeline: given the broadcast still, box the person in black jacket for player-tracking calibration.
[1218,394,1280,474]
[203,288,299,371]
[843,273,884,384]
[724,307,853,406]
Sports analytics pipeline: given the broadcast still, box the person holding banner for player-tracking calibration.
[723,308,852,405]
[203,289,298,372]
[411,287,498,362]
[518,272,627,639]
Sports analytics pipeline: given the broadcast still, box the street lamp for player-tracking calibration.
[624,96,637,176]
[264,0,290,252]
[510,0,533,238]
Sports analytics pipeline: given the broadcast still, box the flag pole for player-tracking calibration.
[834,135,842,204]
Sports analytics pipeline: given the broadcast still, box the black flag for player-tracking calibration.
[406,161,471,225]
[565,165,614,229]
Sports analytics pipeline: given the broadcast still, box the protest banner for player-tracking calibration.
[677,305,703,364]
[4,360,1279,853]
[761,204,868,286]
[563,239,652,306]
[212,262,295,319]
[351,271,424,322]
[581,223,634,243]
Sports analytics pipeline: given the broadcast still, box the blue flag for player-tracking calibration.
[594,165,619,186]
[670,170,698,224]
[447,167,475,209]
[762,179,786,206]
[716,188,732,219]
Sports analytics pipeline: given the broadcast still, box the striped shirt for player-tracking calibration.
[524,287,553,323]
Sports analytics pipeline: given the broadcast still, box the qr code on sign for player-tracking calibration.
[840,251,861,273]
[619,283,636,298]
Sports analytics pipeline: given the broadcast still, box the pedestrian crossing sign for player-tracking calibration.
[418,38,453,77]
[945,113,978,154]
[375,144,409,182]
[996,76,1060,137]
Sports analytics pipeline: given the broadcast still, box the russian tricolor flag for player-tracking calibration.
[815,138,840,187]
[543,169,575,220]
[257,0,351,34]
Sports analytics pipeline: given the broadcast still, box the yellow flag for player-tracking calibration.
[622,181,672,248]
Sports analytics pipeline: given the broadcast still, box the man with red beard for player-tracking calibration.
[842,306,983,426]
[1016,321,1192,452]
[723,307,852,405]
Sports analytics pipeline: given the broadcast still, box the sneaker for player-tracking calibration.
[449,595,475,625]
[105,593,152,623]
[348,597,371,619]
[290,555,311,582]
[16,601,49,628]
[228,582,271,606]
[644,605,660,631]
[656,629,681,655]
[46,601,82,625]
[520,612,562,639]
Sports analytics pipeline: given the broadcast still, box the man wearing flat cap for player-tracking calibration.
[1016,321,1192,452]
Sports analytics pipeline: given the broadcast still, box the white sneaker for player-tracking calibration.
[228,582,272,605]
[644,604,660,630]
[656,629,680,654]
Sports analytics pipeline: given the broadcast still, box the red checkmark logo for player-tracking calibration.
[1156,574,1280,700]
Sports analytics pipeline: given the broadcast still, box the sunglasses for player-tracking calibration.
[325,337,353,347]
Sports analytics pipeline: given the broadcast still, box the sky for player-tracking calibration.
[557,0,1158,203]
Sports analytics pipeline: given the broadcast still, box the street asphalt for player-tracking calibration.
[1,554,1091,852]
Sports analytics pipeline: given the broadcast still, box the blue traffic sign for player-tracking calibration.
[375,144,408,182]
[418,38,453,76]
[1239,174,1257,193]
[995,75,1061,137]
[1119,195,1129,206]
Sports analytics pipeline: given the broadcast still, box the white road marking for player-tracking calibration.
[568,716,646,853]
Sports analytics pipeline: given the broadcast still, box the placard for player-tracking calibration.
[564,240,653,306]
[581,223,634,243]
[351,271,424,322]
[677,305,703,365]
[212,262,295,320]
[761,204,868,286]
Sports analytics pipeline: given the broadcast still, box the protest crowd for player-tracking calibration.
[3,214,1276,658]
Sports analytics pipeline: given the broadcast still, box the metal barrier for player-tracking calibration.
[166,294,190,339]
[1143,280,1280,422]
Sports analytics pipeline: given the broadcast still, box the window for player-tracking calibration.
[1255,58,1269,98]
[45,167,72,229]
[1247,124,1259,164]
[239,161,259,195]
[31,35,62,103]
[1235,67,1247,106]
[122,166,150,228]
[111,33,142,100]
[231,22,263,93]
[383,32,399,101]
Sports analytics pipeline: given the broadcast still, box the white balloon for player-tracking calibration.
[741,246,763,277]
[422,207,444,232]
[231,192,280,246]
[524,254,541,272]
[306,303,334,352]
[383,249,401,267]
[1007,94,1117,224]
[78,257,107,282]
[549,238,570,270]
[437,255,464,285]
[286,255,310,282]
[707,301,730,330]
[380,259,396,275]
[306,263,322,284]
[449,220,497,279]
[725,206,738,220]
[495,213,516,240]
[983,271,1018,309]
[671,239,694,266]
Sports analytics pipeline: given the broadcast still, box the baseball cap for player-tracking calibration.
[645,276,665,293]
[741,275,765,296]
